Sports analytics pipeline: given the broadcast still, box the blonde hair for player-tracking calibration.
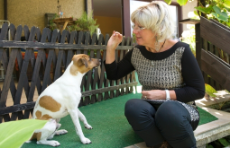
[131,1,175,42]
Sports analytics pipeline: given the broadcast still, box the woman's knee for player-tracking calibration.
[125,99,155,116]
[155,101,190,129]
[155,101,196,147]
[125,99,156,129]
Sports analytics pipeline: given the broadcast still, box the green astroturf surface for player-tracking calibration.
[197,106,218,125]
[22,92,217,148]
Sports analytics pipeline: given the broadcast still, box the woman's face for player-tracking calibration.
[132,23,155,47]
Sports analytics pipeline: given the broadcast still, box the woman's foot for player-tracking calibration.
[150,141,171,148]
[160,141,169,148]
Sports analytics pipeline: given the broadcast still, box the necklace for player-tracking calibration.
[160,39,166,51]
[148,39,166,53]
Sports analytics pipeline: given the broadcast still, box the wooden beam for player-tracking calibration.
[200,17,230,55]
[122,0,131,37]
[0,40,132,50]
[201,49,230,91]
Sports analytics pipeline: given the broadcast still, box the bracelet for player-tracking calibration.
[165,89,170,100]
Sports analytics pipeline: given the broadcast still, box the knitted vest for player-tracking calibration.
[131,46,199,121]
[131,46,185,90]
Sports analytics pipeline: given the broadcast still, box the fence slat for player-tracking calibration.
[97,34,104,102]
[0,25,22,108]
[89,33,98,104]
[103,34,110,100]
[0,23,9,40]
[42,50,56,91]
[15,48,32,119]
[82,32,91,105]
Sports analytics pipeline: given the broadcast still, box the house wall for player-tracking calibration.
[94,16,122,36]
[0,0,92,30]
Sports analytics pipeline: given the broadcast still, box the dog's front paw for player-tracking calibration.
[81,138,92,144]
[84,124,92,130]
[55,129,68,135]
[37,140,60,147]
[49,140,60,147]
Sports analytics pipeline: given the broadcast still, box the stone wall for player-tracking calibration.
[0,0,92,30]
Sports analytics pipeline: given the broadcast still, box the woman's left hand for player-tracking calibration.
[142,90,166,100]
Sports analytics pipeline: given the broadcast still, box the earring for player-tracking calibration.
[154,36,160,52]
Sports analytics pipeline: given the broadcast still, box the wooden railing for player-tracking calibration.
[0,23,137,122]
[196,17,230,91]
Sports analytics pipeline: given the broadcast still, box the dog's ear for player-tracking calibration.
[72,55,89,68]
[74,58,88,68]
[80,58,88,68]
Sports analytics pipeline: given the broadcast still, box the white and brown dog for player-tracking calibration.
[28,54,100,147]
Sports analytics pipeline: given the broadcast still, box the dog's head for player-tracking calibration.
[70,54,100,75]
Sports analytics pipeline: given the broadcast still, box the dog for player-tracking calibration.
[28,54,100,146]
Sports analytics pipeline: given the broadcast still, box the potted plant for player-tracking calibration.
[68,11,99,36]
[48,11,99,36]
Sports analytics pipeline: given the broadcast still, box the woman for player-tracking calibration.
[105,1,204,148]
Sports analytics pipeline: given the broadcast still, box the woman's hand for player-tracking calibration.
[142,90,176,100]
[106,31,123,64]
[107,31,123,51]
[142,90,166,100]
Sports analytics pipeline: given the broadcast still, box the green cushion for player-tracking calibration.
[22,92,217,148]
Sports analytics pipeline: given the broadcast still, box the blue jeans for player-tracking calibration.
[125,99,198,148]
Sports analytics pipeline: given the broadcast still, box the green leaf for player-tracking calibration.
[213,6,228,22]
[220,11,228,17]
[218,15,228,22]
[206,144,214,148]
[227,21,230,27]
[223,0,230,8]
[164,0,172,4]
[212,12,228,22]
[213,6,221,14]
[205,84,217,97]
[218,138,230,147]
[194,10,199,16]
[177,0,188,6]
[0,119,47,148]
[195,6,213,14]
[226,89,230,94]
[212,12,219,18]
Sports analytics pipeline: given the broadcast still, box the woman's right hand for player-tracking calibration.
[106,31,123,64]
[107,31,123,51]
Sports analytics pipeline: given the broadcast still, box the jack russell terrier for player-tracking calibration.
[28,54,100,147]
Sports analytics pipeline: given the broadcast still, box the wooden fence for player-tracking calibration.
[196,17,230,91]
[0,23,137,123]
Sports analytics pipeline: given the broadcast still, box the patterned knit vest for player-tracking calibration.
[131,46,199,121]
[131,46,185,90]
